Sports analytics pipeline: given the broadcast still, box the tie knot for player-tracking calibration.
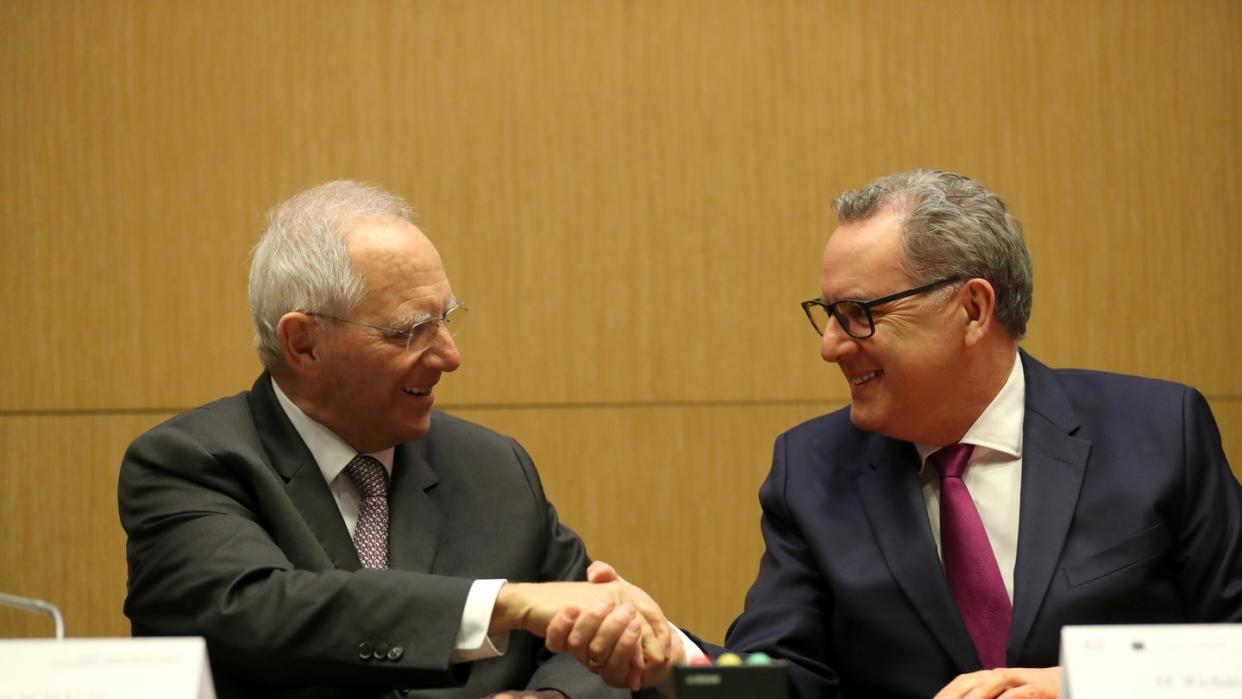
[345,455,389,498]
[930,443,975,479]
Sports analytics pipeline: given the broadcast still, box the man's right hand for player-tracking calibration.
[490,576,673,689]
[543,561,684,690]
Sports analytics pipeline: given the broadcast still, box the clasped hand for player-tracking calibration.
[492,561,680,691]
[545,561,682,690]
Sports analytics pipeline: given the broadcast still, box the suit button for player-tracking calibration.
[358,642,373,660]
[388,645,404,661]
[374,642,389,660]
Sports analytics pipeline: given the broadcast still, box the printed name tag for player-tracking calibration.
[1061,624,1242,698]
[0,637,215,699]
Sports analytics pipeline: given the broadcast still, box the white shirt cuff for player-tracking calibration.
[673,623,707,664]
[452,578,509,662]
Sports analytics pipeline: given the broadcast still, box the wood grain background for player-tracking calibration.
[2,0,1239,644]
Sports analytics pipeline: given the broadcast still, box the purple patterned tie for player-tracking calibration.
[345,455,389,569]
[931,444,1012,669]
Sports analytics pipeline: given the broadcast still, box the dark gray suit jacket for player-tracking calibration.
[119,374,626,699]
[715,352,1242,698]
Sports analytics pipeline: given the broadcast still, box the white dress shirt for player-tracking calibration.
[272,379,507,661]
[915,353,1025,601]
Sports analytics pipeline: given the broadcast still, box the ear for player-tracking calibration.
[960,278,997,348]
[276,312,325,376]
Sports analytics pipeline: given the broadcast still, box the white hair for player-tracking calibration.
[248,180,414,369]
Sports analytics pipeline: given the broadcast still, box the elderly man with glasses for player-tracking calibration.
[118,181,673,699]
[560,169,1242,699]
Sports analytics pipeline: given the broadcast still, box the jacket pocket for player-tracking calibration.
[1062,523,1170,589]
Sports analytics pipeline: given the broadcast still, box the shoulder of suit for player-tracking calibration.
[135,390,256,446]
[1048,365,1193,403]
[786,403,853,432]
[425,409,515,446]
[782,404,867,448]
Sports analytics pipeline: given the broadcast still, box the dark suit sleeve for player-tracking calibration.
[506,439,631,699]
[1172,388,1242,621]
[119,420,472,691]
[721,433,841,698]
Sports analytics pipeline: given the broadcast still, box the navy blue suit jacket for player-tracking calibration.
[718,353,1242,698]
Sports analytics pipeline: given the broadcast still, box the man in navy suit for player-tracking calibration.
[557,170,1242,698]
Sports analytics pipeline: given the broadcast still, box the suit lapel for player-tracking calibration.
[1008,353,1091,658]
[248,374,363,572]
[854,437,981,672]
[387,438,443,572]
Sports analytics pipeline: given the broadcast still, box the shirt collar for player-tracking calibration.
[270,378,394,483]
[916,352,1025,466]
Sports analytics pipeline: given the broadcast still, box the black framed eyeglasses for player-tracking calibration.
[307,301,467,354]
[800,278,961,339]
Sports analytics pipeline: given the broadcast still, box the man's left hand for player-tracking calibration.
[933,666,1060,699]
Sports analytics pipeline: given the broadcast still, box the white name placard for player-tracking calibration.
[1060,624,1242,698]
[0,637,215,699]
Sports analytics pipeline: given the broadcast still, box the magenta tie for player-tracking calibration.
[931,444,1012,669]
[345,455,389,569]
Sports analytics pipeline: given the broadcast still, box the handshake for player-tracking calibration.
[490,561,685,691]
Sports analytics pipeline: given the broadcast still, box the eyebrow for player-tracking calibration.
[822,289,869,304]
[390,297,460,329]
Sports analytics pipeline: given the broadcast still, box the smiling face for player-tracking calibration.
[308,217,462,452]
[818,209,972,444]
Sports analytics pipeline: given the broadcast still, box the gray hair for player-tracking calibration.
[833,169,1033,338]
[248,180,415,369]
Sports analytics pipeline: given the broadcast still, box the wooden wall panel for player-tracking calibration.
[0,405,829,642]
[1214,400,1242,485]
[0,413,171,638]
[2,0,1239,646]
[459,399,1240,645]
[450,403,836,644]
[1,400,1237,641]
[3,0,1239,412]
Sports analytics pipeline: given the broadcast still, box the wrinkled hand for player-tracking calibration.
[933,666,1060,699]
[491,575,672,690]
[545,561,682,690]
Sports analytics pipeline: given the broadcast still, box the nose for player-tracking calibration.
[423,324,462,372]
[819,315,859,364]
